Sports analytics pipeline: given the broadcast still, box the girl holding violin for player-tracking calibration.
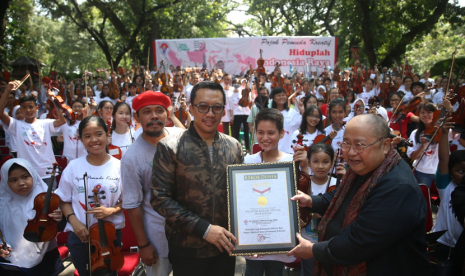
[244,108,296,275]
[407,101,457,188]
[357,77,379,104]
[94,79,104,98]
[345,90,356,114]
[55,116,124,276]
[289,106,325,151]
[323,99,347,151]
[61,100,92,161]
[387,92,419,139]
[271,87,302,154]
[0,158,65,276]
[347,98,366,121]
[111,102,135,157]
[293,143,345,276]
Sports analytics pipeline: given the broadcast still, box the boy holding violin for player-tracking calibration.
[0,80,67,184]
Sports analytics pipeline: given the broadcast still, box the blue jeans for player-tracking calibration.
[300,257,314,276]
[67,230,122,276]
[414,171,435,189]
[245,259,284,276]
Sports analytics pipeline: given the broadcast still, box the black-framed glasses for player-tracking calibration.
[194,104,225,114]
[341,137,385,154]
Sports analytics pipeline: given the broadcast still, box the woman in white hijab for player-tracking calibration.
[0,158,64,276]
[346,98,366,121]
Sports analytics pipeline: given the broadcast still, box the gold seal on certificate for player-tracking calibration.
[257,196,268,206]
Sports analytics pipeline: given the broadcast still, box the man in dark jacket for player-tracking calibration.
[151,81,243,276]
[289,114,431,276]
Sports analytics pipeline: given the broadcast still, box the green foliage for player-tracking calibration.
[3,0,34,62]
[406,22,465,77]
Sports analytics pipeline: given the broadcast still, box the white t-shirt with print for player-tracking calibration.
[324,123,346,152]
[302,177,337,242]
[289,129,324,175]
[244,152,296,263]
[55,155,125,232]
[6,118,61,179]
[407,129,456,174]
[61,120,88,161]
[111,128,135,157]
[229,92,251,116]
[432,178,464,247]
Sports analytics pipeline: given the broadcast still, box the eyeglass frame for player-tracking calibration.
[193,104,225,114]
[341,137,385,154]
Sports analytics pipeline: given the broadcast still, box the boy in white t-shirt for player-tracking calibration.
[0,81,67,182]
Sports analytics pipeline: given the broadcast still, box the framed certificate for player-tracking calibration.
[227,162,300,256]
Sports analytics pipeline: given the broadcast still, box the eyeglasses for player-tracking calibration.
[194,104,225,114]
[341,137,385,154]
[103,107,113,111]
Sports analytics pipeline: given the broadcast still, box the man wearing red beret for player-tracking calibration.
[122,91,185,276]
[151,82,244,276]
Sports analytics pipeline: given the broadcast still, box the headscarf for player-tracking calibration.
[11,105,20,119]
[347,98,366,120]
[0,158,52,268]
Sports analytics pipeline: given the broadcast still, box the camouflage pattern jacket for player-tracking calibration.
[151,123,243,258]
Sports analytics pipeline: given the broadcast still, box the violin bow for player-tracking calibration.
[83,173,93,276]
[325,147,340,192]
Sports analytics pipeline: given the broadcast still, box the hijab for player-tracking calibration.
[0,158,53,268]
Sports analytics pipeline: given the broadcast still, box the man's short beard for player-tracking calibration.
[145,129,164,137]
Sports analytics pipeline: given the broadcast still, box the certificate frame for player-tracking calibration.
[227,161,300,256]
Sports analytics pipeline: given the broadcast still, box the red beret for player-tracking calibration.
[131,91,171,112]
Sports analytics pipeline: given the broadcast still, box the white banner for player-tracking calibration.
[155,36,337,76]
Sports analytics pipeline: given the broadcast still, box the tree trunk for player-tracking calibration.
[0,0,12,65]
[359,0,377,68]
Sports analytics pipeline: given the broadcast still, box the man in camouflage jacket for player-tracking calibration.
[151,81,243,276]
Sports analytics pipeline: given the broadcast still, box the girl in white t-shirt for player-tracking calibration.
[0,81,67,180]
[244,108,296,275]
[323,99,346,152]
[61,100,88,161]
[111,102,135,157]
[430,115,465,274]
[271,87,302,154]
[357,78,379,104]
[289,106,325,151]
[407,102,443,188]
[55,116,124,276]
[293,143,345,276]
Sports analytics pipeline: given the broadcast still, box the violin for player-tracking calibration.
[2,67,11,83]
[50,93,77,125]
[271,62,284,90]
[391,130,414,147]
[160,60,173,96]
[451,98,465,133]
[313,122,346,145]
[239,80,251,107]
[106,120,122,160]
[332,62,341,82]
[256,49,265,74]
[172,75,184,93]
[0,228,8,251]
[176,94,189,127]
[89,187,124,274]
[389,96,422,125]
[292,133,312,227]
[423,109,446,143]
[165,96,177,127]
[23,164,60,242]
[403,56,413,78]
